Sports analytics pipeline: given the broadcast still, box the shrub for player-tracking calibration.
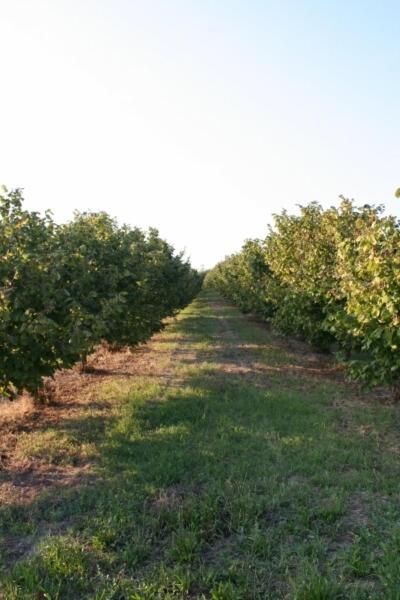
[0,188,202,399]
[208,198,400,390]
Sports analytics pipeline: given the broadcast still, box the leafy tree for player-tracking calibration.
[0,189,73,397]
[333,205,400,390]
[208,198,400,392]
[0,190,202,399]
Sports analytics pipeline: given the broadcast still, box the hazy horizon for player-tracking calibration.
[1,1,399,269]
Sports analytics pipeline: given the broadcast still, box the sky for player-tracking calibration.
[0,1,399,269]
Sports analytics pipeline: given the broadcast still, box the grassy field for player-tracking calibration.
[1,289,400,598]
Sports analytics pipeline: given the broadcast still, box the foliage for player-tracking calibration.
[0,188,202,398]
[0,189,69,397]
[333,205,400,388]
[264,202,340,349]
[208,199,400,389]
[205,240,275,319]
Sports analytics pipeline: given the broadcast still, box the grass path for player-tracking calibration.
[1,290,400,598]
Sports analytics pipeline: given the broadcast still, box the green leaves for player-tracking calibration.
[205,240,275,320]
[208,199,400,390]
[0,189,202,399]
[334,207,400,386]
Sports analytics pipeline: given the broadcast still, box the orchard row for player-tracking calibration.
[207,199,400,393]
[0,189,202,399]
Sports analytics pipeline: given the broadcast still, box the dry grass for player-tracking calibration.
[0,333,176,508]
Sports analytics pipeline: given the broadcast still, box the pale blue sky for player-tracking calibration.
[1,1,399,268]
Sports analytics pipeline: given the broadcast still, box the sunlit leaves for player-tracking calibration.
[0,189,202,399]
[208,198,400,390]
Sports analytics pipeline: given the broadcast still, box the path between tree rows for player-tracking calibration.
[1,290,400,598]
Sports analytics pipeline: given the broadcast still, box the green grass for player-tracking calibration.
[1,289,400,598]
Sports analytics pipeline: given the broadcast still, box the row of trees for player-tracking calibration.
[206,198,400,392]
[0,188,203,399]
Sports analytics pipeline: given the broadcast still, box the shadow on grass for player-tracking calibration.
[1,291,395,598]
[0,359,344,568]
